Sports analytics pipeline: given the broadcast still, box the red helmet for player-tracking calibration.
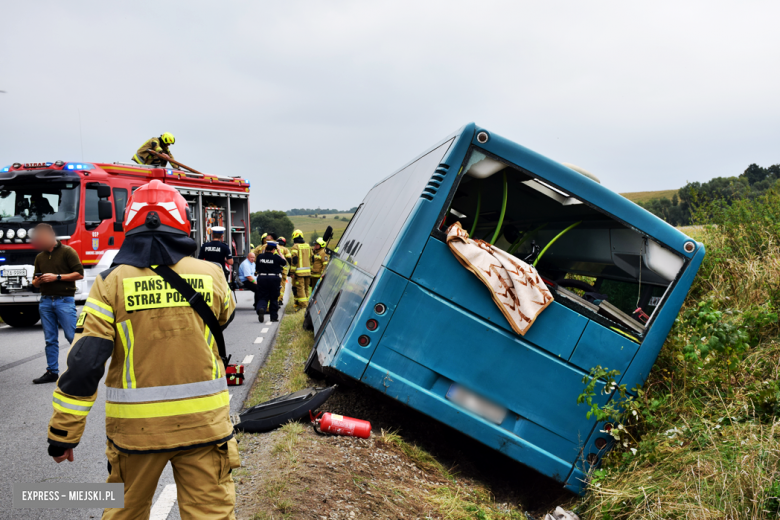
[123,180,191,236]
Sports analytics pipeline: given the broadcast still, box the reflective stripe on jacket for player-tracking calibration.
[290,243,311,276]
[47,257,235,453]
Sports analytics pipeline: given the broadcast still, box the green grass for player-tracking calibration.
[245,302,314,408]
[620,189,678,203]
[574,189,780,519]
[289,213,353,247]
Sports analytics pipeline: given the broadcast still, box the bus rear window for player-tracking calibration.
[443,149,685,338]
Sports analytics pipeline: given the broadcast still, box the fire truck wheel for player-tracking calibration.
[0,306,41,327]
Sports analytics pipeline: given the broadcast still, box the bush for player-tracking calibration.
[574,189,780,518]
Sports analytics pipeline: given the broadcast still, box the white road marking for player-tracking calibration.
[241,355,254,365]
[229,393,233,401]
[149,484,177,520]
[261,327,269,334]
[253,337,263,344]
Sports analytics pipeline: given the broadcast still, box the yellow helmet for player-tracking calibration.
[316,238,327,248]
[161,132,175,145]
[292,229,303,239]
[261,232,269,242]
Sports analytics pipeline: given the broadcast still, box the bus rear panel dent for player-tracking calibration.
[307,124,704,495]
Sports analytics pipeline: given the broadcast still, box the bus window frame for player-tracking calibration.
[431,145,690,334]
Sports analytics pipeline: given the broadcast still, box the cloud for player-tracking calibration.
[1,0,779,212]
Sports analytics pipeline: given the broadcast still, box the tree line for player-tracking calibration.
[638,163,780,226]
[286,207,358,216]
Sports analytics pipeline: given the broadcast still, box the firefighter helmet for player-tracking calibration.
[123,179,191,236]
[277,237,286,245]
[161,132,176,145]
[316,238,327,248]
[292,229,304,239]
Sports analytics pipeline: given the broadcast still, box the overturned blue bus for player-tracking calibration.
[304,123,704,493]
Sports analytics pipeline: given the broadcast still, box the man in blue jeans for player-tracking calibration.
[30,223,84,384]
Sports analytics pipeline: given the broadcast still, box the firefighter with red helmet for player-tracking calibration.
[46,179,239,519]
[132,132,176,167]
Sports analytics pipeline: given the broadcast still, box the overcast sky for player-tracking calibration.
[2,1,779,212]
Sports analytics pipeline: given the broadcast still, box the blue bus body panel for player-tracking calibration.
[311,123,705,495]
[375,281,609,444]
[412,237,590,359]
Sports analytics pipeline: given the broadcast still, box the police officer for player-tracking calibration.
[254,241,287,322]
[289,229,312,308]
[309,237,329,295]
[199,226,233,279]
[132,132,176,166]
[46,180,238,519]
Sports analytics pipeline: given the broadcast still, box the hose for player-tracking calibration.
[533,221,582,267]
[468,181,482,238]
[489,172,508,245]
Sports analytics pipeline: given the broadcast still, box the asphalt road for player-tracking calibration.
[0,285,289,520]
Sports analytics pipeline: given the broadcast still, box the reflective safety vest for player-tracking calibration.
[310,250,329,277]
[290,242,311,276]
[47,257,235,453]
[132,137,174,166]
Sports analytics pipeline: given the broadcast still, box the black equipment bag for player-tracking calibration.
[151,264,230,366]
[234,385,337,433]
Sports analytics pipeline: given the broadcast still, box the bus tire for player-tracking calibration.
[302,309,314,331]
[0,306,41,327]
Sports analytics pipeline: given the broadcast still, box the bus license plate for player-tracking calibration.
[1,269,26,277]
[446,384,507,425]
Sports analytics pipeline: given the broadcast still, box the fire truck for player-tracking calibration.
[0,160,251,327]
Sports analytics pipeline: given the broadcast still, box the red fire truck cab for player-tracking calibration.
[0,160,251,327]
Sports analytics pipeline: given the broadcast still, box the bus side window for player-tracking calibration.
[113,188,128,232]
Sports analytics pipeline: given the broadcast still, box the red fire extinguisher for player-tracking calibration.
[310,411,371,439]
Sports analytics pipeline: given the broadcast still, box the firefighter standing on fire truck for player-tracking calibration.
[289,229,311,308]
[309,237,329,295]
[46,180,239,519]
[132,132,176,166]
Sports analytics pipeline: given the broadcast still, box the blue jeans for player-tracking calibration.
[39,296,77,374]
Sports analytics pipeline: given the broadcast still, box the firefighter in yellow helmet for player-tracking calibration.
[251,233,272,256]
[276,236,292,304]
[309,237,329,295]
[132,132,176,167]
[46,180,239,519]
[289,229,311,308]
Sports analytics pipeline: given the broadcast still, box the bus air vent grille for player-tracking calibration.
[420,163,450,201]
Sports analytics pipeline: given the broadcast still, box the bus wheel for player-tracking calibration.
[304,344,324,378]
[302,309,314,331]
[0,306,41,327]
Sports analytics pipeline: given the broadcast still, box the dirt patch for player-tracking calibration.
[234,306,571,519]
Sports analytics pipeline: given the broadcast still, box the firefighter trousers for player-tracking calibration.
[292,274,310,307]
[102,438,240,520]
[256,276,281,320]
[308,275,321,296]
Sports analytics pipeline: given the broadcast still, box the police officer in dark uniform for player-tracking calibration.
[254,241,287,323]
[198,226,233,279]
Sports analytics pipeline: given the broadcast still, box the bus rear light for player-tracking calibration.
[357,335,370,347]
[366,319,378,331]
[604,423,613,432]
[374,303,386,315]
[594,438,608,450]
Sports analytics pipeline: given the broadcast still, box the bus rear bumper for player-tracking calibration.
[350,353,589,494]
